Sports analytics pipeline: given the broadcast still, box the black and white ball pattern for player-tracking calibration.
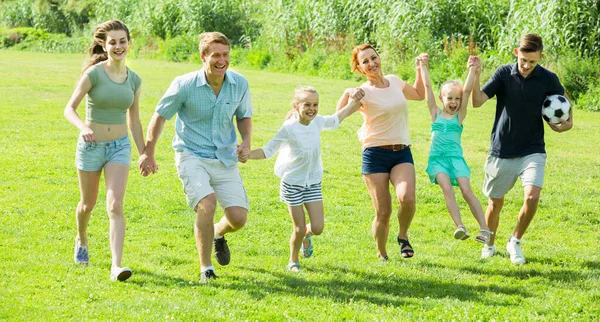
[542,94,570,124]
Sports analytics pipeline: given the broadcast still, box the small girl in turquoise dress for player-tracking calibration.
[418,54,492,243]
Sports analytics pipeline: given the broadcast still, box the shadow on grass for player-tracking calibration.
[128,268,193,287]
[220,264,529,307]
[419,255,600,283]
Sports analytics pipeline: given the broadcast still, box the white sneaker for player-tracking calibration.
[110,267,132,281]
[506,237,526,264]
[481,244,496,258]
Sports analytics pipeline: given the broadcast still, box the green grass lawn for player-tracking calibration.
[1,50,599,321]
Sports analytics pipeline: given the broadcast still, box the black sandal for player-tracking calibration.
[397,237,414,258]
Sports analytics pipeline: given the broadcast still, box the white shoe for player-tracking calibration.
[110,267,132,281]
[481,244,496,258]
[506,237,526,264]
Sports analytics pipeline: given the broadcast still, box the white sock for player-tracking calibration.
[214,224,223,240]
[511,236,521,243]
[201,266,215,273]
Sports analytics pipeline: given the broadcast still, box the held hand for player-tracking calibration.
[80,127,96,143]
[547,117,573,133]
[238,147,250,163]
[237,142,250,163]
[138,153,158,176]
[349,88,365,101]
[416,53,429,67]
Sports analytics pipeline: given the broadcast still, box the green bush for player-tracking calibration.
[577,82,600,112]
[0,27,45,48]
[164,35,197,63]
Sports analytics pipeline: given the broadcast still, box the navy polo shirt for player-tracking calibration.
[482,63,564,158]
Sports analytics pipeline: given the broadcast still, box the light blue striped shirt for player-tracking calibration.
[156,69,253,167]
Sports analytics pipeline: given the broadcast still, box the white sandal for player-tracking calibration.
[476,229,494,244]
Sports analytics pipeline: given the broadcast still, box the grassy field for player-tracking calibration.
[1,50,599,321]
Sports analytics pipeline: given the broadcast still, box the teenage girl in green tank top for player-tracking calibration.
[63,20,146,281]
[418,54,493,246]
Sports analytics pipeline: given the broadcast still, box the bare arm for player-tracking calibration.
[336,89,352,112]
[418,54,439,122]
[403,56,426,101]
[471,65,489,107]
[335,88,364,122]
[127,86,145,156]
[64,74,95,142]
[248,148,266,160]
[236,117,252,163]
[459,56,479,123]
[138,112,166,176]
[548,92,574,133]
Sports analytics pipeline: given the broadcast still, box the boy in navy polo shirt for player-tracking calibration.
[471,33,573,264]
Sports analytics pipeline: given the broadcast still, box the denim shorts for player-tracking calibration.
[75,135,131,171]
[362,146,414,174]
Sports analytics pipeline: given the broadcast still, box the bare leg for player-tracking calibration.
[390,163,416,242]
[104,162,129,269]
[436,173,463,227]
[485,197,504,246]
[304,200,324,236]
[363,173,392,259]
[194,194,217,267]
[513,185,541,239]
[456,177,488,230]
[76,169,102,247]
[288,205,307,264]
[215,206,248,236]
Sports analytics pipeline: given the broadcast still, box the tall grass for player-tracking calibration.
[1,0,599,108]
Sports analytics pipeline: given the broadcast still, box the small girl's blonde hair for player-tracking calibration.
[285,86,319,120]
[440,79,463,94]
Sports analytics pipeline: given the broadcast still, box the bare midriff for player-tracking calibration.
[86,121,128,141]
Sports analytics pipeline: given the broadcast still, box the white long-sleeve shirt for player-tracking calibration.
[262,115,340,186]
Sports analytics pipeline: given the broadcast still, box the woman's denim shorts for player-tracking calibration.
[362,146,414,175]
[75,135,131,171]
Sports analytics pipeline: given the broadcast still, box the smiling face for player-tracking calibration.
[293,91,319,125]
[356,48,382,77]
[514,49,542,78]
[202,42,230,79]
[103,30,129,61]
[440,85,463,115]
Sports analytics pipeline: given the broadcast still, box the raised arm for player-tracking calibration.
[336,89,352,112]
[471,61,489,108]
[458,56,479,123]
[418,53,439,122]
[403,55,426,101]
[335,88,364,122]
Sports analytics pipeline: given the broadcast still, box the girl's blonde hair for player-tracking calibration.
[440,79,463,94]
[285,86,318,120]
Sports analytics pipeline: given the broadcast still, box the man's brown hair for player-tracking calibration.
[518,33,543,53]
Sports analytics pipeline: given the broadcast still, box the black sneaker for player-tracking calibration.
[213,236,230,266]
[200,269,218,283]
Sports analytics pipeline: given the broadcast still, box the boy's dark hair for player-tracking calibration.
[518,33,543,53]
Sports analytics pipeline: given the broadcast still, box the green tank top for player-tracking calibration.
[84,63,141,124]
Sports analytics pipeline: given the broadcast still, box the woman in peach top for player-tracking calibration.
[336,44,425,261]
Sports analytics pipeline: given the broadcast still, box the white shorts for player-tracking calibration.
[483,153,546,198]
[175,149,249,210]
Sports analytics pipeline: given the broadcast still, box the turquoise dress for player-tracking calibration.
[426,111,470,186]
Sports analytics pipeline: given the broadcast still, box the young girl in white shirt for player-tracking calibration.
[249,86,363,271]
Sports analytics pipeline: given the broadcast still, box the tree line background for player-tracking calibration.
[1,0,599,110]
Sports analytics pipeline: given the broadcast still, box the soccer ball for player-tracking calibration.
[542,94,570,124]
